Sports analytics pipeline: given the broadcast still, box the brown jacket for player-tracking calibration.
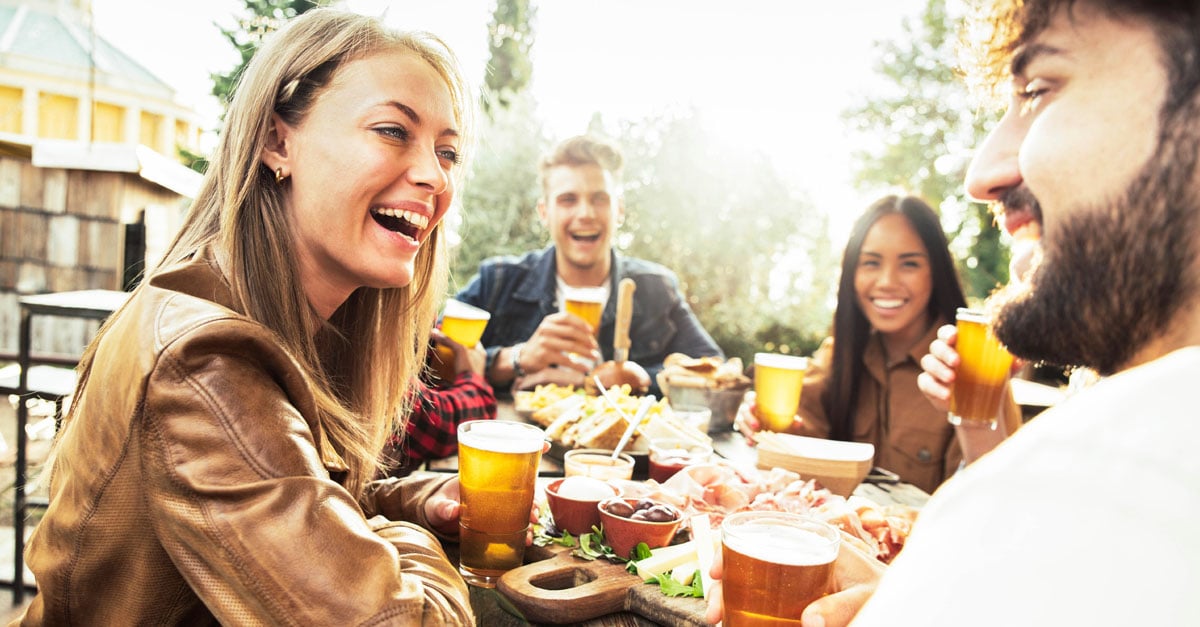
[18,252,473,625]
[795,321,1019,494]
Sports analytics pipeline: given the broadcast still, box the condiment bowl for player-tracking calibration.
[545,477,621,537]
[597,497,683,560]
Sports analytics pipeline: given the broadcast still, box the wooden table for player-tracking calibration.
[438,398,928,625]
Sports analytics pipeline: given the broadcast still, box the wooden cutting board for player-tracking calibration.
[497,544,707,625]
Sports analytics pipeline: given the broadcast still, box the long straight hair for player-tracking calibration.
[64,9,475,497]
[824,195,966,441]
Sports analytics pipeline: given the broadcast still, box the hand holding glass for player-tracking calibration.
[721,511,840,626]
[457,420,544,587]
[753,353,808,432]
[949,308,1014,429]
[433,300,490,385]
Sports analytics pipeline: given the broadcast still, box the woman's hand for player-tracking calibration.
[424,476,461,537]
[917,324,960,413]
[733,391,802,444]
[706,533,887,627]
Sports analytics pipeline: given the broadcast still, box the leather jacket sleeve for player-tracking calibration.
[142,319,473,625]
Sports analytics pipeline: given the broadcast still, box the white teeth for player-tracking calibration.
[371,207,430,230]
[873,298,905,309]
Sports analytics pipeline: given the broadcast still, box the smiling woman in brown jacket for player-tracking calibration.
[18,10,478,625]
[738,196,1019,494]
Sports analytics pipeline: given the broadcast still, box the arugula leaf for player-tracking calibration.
[654,571,705,598]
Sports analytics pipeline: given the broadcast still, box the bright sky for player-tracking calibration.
[89,0,928,243]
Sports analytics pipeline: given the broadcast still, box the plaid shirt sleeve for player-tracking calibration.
[387,372,497,469]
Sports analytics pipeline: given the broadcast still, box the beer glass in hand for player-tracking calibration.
[949,308,1014,429]
[431,300,491,386]
[753,353,808,432]
[457,420,545,587]
[721,512,840,627]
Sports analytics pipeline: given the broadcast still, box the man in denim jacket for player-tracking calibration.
[455,135,722,395]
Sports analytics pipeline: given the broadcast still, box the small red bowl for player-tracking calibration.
[545,478,621,536]
[597,497,683,560]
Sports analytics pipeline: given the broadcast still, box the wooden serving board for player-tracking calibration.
[497,544,707,625]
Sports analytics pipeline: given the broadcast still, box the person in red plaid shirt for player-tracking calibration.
[383,328,497,476]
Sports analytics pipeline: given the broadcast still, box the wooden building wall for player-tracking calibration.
[0,155,186,359]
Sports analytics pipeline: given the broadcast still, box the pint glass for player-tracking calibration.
[457,420,545,587]
[562,286,605,333]
[949,308,1014,429]
[721,512,840,627]
[431,300,491,386]
[753,353,808,432]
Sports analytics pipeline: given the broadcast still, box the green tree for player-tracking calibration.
[616,111,835,363]
[844,0,1006,301]
[211,0,320,115]
[482,0,536,113]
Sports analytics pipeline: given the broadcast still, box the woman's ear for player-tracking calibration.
[260,113,291,176]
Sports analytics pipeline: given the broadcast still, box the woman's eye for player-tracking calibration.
[376,126,410,141]
[437,148,462,166]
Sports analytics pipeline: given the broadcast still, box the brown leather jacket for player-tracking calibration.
[17,252,474,625]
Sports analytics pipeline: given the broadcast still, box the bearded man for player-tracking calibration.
[705,1,1200,625]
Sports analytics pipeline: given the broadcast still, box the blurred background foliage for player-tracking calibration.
[211,0,1004,365]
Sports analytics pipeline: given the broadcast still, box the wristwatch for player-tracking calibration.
[510,343,527,378]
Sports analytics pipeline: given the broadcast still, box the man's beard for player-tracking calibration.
[991,112,1200,376]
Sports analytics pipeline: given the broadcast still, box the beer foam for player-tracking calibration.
[724,522,838,566]
[754,353,808,371]
[443,299,491,321]
[459,421,545,453]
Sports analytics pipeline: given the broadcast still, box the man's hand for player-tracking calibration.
[706,533,886,627]
[917,324,960,413]
[521,313,602,375]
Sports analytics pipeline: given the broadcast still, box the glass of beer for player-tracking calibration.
[949,308,1014,429]
[753,353,808,432]
[562,286,606,333]
[431,300,491,386]
[457,420,545,587]
[721,511,840,626]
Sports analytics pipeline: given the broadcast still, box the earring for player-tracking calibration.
[275,167,286,184]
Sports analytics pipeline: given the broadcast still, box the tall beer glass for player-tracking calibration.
[431,300,491,386]
[721,512,840,627]
[457,420,545,587]
[562,286,605,333]
[753,353,808,432]
[949,308,1014,429]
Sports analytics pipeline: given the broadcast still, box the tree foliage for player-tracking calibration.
[210,0,320,115]
[482,0,537,113]
[843,0,1007,301]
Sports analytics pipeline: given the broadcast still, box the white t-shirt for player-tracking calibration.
[853,347,1200,626]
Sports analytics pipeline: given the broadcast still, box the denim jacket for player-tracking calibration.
[455,246,723,395]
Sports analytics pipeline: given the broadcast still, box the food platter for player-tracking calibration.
[516,383,711,453]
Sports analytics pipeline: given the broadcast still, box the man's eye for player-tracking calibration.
[1017,84,1049,113]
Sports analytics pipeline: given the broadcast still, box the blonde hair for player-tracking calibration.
[69,9,475,497]
[538,134,624,197]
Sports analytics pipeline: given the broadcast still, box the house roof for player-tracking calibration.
[0,0,173,97]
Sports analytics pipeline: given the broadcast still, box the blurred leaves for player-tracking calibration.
[843,0,1008,301]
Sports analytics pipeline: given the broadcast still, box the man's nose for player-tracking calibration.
[965,106,1024,202]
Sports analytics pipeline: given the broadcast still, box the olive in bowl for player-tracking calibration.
[597,497,683,559]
